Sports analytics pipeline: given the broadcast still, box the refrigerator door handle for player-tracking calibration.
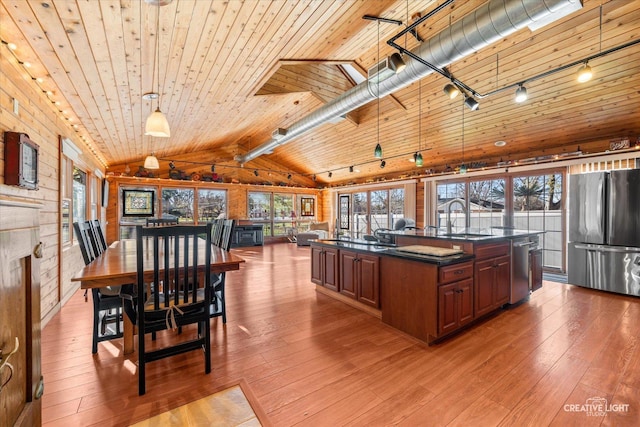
[574,244,640,253]
[513,241,536,248]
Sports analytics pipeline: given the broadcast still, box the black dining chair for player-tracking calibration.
[146,217,179,227]
[73,221,123,354]
[135,223,213,395]
[210,219,235,323]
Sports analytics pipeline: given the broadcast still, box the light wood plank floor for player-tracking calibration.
[42,243,640,426]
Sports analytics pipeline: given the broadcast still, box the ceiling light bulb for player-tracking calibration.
[7,42,17,50]
[374,143,383,159]
[443,83,459,99]
[464,96,479,110]
[514,85,528,103]
[577,63,593,83]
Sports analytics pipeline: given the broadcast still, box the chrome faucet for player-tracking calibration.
[445,198,467,234]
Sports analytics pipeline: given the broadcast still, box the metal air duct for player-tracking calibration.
[235,0,579,164]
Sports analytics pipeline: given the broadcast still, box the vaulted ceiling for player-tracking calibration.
[1,0,639,187]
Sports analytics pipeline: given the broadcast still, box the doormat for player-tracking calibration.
[130,380,269,426]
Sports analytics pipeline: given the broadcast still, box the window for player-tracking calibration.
[339,186,405,238]
[248,191,315,237]
[512,172,564,270]
[468,178,506,229]
[273,193,294,236]
[436,181,465,232]
[73,167,87,227]
[198,189,226,222]
[161,188,195,222]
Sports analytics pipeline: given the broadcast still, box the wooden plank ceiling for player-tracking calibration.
[1,0,639,187]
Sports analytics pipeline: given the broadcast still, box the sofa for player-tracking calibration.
[296,222,330,246]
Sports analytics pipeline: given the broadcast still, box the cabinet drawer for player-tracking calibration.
[439,261,473,284]
[474,242,509,260]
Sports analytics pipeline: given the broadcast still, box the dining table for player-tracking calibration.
[71,238,245,354]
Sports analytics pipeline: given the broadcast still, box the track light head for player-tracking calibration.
[380,160,386,169]
[254,170,259,176]
[287,173,292,179]
[349,166,354,173]
[374,143,383,158]
[312,174,316,181]
[515,85,528,103]
[464,96,479,111]
[443,83,459,100]
[328,171,333,178]
[389,52,406,74]
[577,62,593,83]
[168,161,175,170]
[211,165,215,172]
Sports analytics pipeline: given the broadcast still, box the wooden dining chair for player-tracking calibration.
[73,221,123,354]
[210,219,235,323]
[135,223,213,395]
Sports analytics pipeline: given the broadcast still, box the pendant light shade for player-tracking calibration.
[414,152,424,167]
[577,63,593,83]
[144,153,160,169]
[145,107,171,137]
[374,143,383,158]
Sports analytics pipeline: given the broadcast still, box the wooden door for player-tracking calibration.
[530,249,543,291]
[0,197,42,427]
[457,278,474,326]
[474,258,495,317]
[357,254,379,308]
[310,245,323,285]
[494,256,511,306]
[339,250,357,299]
[438,282,458,336]
[323,247,339,292]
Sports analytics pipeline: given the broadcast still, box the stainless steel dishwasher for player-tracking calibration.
[510,236,539,304]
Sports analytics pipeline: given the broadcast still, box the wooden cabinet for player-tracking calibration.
[437,261,474,336]
[474,241,511,317]
[438,278,473,336]
[530,249,543,291]
[339,250,380,308]
[310,245,339,291]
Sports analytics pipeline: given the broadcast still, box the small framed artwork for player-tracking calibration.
[122,189,155,217]
[301,197,315,217]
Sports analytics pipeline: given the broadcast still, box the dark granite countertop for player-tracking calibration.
[310,239,474,266]
[386,227,544,242]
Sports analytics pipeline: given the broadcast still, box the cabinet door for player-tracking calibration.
[438,282,459,336]
[475,258,495,317]
[457,278,474,326]
[310,245,323,285]
[494,255,511,306]
[323,248,340,292]
[530,249,543,291]
[358,254,379,308]
[339,250,357,298]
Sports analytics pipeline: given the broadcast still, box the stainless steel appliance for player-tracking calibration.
[510,235,541,304]
[568,169,640,296]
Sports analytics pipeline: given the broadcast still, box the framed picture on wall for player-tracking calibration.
[122,189,155,217]
[300,197,315,216]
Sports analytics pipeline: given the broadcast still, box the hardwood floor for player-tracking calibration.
[42,243,640,426]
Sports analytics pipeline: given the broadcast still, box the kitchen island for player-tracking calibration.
[310,228,542,344]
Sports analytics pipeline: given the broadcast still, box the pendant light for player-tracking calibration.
[415,77,423,167]
[373,20,383,159]
[145,4,170,138]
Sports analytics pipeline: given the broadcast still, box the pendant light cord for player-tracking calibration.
[377,21,380,152]
[156,6,161,111]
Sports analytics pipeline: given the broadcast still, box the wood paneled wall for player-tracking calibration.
[0,49,103,324]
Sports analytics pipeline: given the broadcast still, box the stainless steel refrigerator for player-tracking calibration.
[568,169,640,296]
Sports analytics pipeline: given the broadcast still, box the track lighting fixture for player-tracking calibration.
[389,52,406,74]
[514,85,528,103]
[253,170,259,176]
[211,165,215,172]
[328,171,332,178]
[577,62,593,83]
[464,96,479,111]
[380,160,386,168]
[312,174,316,181]
[443,83,459,99]
[168,161,175,170]
[349,166,354,173]
[287,173,292,179]
[374,143,383,158]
